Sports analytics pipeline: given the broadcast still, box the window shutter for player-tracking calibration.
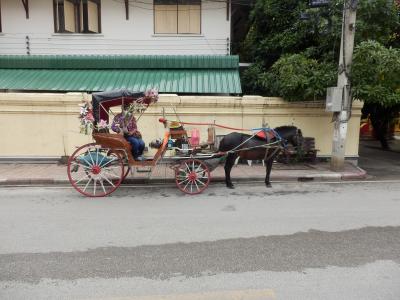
[64,0,76,32]
[177,5,189,33]
[188,4,200,34]
[87,0,99,33]
[178,4,200,34]
[155,4,178,34]
[80,0,84,32]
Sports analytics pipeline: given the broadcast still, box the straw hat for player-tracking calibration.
[170,121,181,129]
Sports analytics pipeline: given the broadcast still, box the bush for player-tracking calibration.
[259,54,336,101]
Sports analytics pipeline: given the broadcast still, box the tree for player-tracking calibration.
[242,0,399,96]
[352,41,400,149]
[241,0,400,149]
[247,54,336,101]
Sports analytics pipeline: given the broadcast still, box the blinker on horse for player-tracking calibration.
[218,126,303,189]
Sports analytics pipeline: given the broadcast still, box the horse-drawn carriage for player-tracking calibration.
[67,89,303,197]
[67,89,226,197]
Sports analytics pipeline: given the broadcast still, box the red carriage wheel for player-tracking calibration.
[175,159,210,195]
[67,143,124,197]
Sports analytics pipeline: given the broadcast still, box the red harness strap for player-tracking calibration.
[255,130,275,141]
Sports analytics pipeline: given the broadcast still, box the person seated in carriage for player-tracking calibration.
[111,102,145,161]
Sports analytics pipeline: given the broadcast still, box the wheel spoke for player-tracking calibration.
[195,168,205,176]
[178,178,190,185]
[95,148,99,165]
[98,148,109,166]
[93,179,97,195]
[178,171,189,178]
[71,161,91,171]
[80,155,93,168]
[195,179,206,186]
[183,179,191,191]
[184,163,191,173]
[100,180,107,194]
[194,180,200,191]
[100,157,118,168]
[194,163,202,173]
[99,173,116,187]
[87,150,96,166]
[74,173,90,185]
[82,177,93,192]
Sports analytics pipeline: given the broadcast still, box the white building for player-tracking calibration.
[0,0,231,55]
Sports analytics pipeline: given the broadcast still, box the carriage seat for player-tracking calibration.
[92,133,134,162]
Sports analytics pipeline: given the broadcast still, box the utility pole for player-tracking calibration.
[330,0,358,171]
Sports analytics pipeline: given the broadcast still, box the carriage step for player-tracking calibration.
[136,167,152,173]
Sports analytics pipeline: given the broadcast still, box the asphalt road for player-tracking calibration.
[1,182,400,300]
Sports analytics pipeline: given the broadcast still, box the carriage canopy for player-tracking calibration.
[91,89,156,123]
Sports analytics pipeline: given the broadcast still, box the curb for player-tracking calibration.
[0,171,367,186]
[341,166,367,180]
[4,178,56,185]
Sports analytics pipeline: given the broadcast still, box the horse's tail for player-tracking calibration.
[297,128,303,138]
[296,128,304,148]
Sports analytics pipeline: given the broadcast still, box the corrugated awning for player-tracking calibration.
[0,55,242,94]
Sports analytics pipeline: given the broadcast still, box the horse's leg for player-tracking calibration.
[224,153,237,189]
[264,154,274,188]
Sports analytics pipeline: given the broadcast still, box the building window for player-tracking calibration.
[53,0,101,33]
[154,0,201,34]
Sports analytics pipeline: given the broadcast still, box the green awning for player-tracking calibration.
[0,55,242,94]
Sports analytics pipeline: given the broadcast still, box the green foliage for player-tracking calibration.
[241,63,272,96]
[352,40,400,107]
[260,54,336,101]
[356,0,400,46]
[242,0,400,101]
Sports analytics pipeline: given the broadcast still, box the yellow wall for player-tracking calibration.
[0,93,362,158]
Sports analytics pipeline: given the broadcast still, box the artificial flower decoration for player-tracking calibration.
[145,88,159,100]
[78,89,158,135]
[79,103,94,135]
[80,106,88,116]
[97,119,109,130]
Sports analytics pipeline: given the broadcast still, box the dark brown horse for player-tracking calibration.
[218,126,303,189]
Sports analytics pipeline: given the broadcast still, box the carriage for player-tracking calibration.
[67,89,225,197]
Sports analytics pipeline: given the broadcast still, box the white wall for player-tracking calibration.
[0,0,230,55]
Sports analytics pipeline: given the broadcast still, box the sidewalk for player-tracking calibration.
[0,160,366,186]
[358,138,400,180]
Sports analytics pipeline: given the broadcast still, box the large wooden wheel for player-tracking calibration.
[67,143,124,197]
[175,159,210,195]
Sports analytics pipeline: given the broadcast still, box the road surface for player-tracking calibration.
[1,181,400,299]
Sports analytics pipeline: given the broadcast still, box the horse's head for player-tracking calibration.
[274,126,303,148]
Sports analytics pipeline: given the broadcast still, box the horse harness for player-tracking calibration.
[226,128,288,160]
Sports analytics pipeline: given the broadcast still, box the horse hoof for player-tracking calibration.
[266,183,272,188]
[227,185,235,189]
